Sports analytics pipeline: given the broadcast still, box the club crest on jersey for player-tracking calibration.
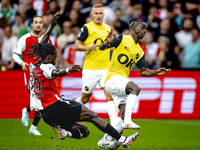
[85,86,89,91]
[49,66,54,70]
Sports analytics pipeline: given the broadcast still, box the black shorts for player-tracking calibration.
[40,100,82,130]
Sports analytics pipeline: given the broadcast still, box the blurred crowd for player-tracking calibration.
[0,0,200,71]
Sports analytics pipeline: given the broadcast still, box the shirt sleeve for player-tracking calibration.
[41,64,56,79]
[13,35,26,55]
[77,26,88,42]
[136,55,148,69]
[110,34,123,48]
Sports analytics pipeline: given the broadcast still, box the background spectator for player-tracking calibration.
[175,18,193,50]
[0,0,16,25]
[57,20,75,67]
[24,0,37,19]
[12,13,31,38]
[114,8,129,34]
[141,30,161,69]
[62,26,85,67]
[42,10,62,37]
[31,0,47,16]
[1,25,19,70]
[180,28,200,69]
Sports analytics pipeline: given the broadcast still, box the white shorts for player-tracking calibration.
[82,69,108,94]
[106,75,131,107]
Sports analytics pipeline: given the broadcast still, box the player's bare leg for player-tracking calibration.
[75,92,91,105]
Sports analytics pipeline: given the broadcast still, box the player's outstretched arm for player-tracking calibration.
[40,12,59,44]
[99,29,115,50]
[139,67,171,77]
[52,65,82,78]
[75,40,98,51]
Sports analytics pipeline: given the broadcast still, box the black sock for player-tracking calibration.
[27,105,31,113]
[104,124,121,141]
[32,111,41,126]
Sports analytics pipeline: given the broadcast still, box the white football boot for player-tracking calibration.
[21,108,29,127]
[120,132,139,148]
[29,128,42,136]
[122,122,140,130]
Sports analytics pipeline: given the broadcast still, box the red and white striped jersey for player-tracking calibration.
[30,63,61,110]
[13,32,52,85]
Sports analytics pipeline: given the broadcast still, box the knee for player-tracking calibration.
[126,82,141,95]
[135,85,141,95]
[130,85,141,95]
[81,95,91,104]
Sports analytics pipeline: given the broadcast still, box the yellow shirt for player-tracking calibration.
[83,21,111,70]
[105,35,144,82]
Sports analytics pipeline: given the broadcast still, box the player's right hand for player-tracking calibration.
[89,44,98,51]
[51,11,59,26]
[21,61,29,71]
[69,65,82,72]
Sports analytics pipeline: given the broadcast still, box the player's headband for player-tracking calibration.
[129,19,142,29]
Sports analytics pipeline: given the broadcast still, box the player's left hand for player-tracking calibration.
[51,12,59,26]
[69,65,82,72]
[156,68,171,75]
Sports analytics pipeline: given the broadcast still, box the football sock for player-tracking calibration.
[32,111,41,126]
[107,101,118,126]
[27,105,31,113]
[30,124,37,130]
[124,94,137,124]
[113,117,123,133]
[75,97,83,105]
[118,136,126,143]
[104,124,121,140]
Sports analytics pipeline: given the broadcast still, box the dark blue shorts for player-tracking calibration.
[40,100,82,130]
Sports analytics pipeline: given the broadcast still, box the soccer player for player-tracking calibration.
[74,4,118,128]
[98,18,171,139]
[28,42,139,148]
[12,12,59,135]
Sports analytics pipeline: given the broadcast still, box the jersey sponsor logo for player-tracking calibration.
[94,38,103,45]
[85,86,89,91]
[124,46,130,51]
[117,53,135,69]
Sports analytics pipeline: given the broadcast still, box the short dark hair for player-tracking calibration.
[28,43,56,62]
[31,15,42,23]
[129,18,143,29]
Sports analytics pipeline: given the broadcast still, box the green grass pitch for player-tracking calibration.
[0,119,200,150]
